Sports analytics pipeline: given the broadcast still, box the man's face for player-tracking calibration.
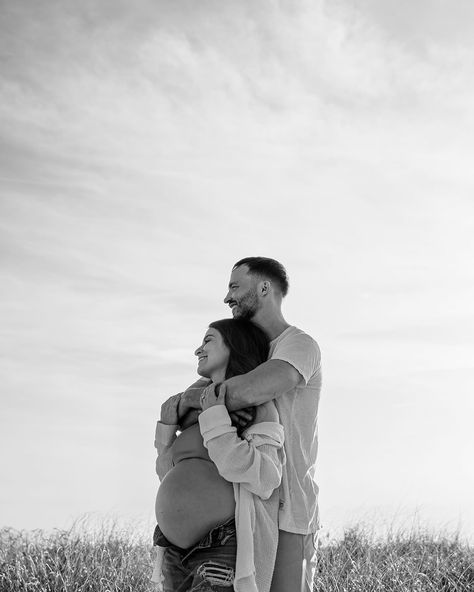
[224,265,260,320]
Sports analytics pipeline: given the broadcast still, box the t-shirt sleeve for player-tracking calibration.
[271,331,321,385]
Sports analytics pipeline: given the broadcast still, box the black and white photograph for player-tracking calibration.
[1,1,473,590]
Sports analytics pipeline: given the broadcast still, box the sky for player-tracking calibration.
[1,0,474,541]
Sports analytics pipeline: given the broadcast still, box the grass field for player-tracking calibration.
[1,522,473,591]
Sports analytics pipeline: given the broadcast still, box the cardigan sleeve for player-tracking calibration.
[198,405,284,500]
[154,421,178,481]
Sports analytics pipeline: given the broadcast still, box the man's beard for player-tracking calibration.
[233,289,259,320]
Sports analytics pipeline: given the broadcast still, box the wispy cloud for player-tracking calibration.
[1,0,473,533]
[2,0,473,175]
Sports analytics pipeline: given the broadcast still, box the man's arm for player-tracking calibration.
[222,359,302,411]
[178,358,302,418]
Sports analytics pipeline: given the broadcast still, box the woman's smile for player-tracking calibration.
[194,328,230,382]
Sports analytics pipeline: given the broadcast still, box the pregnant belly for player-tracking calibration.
[155,459,235,549]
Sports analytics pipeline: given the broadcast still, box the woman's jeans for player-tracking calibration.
[153,518,236,592]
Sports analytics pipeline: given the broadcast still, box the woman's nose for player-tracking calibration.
[194,346,202,356]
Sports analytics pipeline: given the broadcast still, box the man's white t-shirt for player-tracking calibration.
[269,325,322,535]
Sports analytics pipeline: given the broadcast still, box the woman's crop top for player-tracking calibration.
[170,422,212,465]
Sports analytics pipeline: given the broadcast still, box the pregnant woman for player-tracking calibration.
[152,318,285,592]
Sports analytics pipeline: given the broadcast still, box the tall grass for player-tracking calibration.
[315,526,474,592]
[0,522,152,592]
[1,522,473,591]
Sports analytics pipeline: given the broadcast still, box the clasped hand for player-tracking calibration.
[200,383,255,431]
[161,382,255,430]
[200,383,226,411]
[160,392,181,425]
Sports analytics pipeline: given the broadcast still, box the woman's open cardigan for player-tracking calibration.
[152,403,285,592]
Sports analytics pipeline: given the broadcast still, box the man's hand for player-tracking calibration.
[177,377,210,419]
[201,383,226,411]
[198,383,255,428]
[178,388,203,418]
[160,393,181,425]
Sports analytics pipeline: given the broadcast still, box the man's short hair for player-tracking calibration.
[233,256,289,297]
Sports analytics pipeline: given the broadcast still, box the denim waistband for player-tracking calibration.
[196,517,236,549]
[153,517,236,552]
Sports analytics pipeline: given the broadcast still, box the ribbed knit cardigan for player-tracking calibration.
[199,404,285,592]
[152,404,285,592]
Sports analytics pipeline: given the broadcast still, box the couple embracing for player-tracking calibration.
[153,257,322,592]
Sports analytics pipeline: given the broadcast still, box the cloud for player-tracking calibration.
[1,0,474,533]
[345,0,474,51]
[2,0,473,179]
[340,316,474,346]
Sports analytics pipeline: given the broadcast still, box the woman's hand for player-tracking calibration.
[160,393,182,425]
[200,383,226,411]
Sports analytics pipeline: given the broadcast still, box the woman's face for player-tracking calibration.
[194,328,230,381]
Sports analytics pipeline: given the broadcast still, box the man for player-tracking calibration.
[177,257,322,592]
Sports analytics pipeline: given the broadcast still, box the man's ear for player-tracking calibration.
[261,280,270,295]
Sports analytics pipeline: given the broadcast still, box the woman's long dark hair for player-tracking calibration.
[208,318,269,435]
[209,318,269,379]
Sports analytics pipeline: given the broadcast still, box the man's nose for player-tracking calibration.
[224,291,231,303]
[194,346,202,356]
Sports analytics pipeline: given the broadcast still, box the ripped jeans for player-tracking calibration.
[157,518,236,591]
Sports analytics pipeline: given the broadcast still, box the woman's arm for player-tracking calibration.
[155,393,181,480]
[154,422,178,480]
[199,389,284,500]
